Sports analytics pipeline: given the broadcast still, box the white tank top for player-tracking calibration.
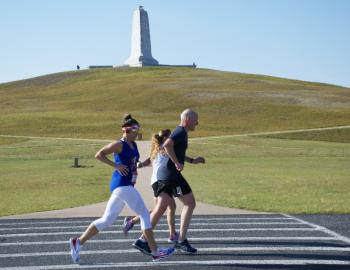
[151,152,169,185]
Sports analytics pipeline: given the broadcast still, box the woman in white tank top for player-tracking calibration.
[122,129,179,243]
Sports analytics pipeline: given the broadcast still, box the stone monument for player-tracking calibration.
[124,6,159,67]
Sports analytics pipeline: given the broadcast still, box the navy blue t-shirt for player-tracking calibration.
[157,126,188,181]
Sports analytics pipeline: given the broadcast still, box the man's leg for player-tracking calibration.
[174,191,197,253]
[177,191,196,241]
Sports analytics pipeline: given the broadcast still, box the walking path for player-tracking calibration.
[0,141,261,220]
[3,124,349,219]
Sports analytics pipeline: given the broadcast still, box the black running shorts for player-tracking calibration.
[151,181,159,197]
[156,173,192,197]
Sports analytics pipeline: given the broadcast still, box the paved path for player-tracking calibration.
[1,131,350,269]
[1,141,260,220]
[3,123,349,219]
[1,214,350,269]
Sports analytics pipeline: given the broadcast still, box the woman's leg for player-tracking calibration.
[131,215,141,224]
[150,192,173,229]
[127,195,158,226]
[80,188,125,245]
[120,186,158,252]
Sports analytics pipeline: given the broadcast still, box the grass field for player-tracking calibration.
[0,67,349,215]
[0,128,349,216]
[186,128,350,214]
[256,127,350,143]
[0,137,109,216]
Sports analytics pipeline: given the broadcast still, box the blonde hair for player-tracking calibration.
[150,129,171,161]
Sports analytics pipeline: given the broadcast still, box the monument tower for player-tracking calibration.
[124,6,159,67]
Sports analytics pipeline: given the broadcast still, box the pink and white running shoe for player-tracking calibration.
[122,216,135,236]
[69,238,81,263]
[152,247,175,262]
[167,232,179,243]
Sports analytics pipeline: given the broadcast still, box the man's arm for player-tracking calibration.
[163,138,184,171]
[185,155,205,164]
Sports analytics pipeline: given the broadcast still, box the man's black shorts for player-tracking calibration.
[155,173,192,197]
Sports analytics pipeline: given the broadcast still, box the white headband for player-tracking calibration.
[122,125,140,132]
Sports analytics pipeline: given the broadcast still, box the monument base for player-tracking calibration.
[115,63,197,68]
[88,65,113,69]
[124,57,159,67]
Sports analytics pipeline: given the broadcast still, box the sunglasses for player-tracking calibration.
[122,125,140,133]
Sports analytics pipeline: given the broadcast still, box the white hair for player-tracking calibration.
[180,109,198,121]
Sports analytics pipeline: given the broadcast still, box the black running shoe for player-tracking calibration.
[175,239,197,253]
[132,239,152,255]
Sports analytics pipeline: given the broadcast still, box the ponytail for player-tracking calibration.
[150,129,171,160]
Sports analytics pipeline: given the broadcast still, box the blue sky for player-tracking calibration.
[1,0,350,87]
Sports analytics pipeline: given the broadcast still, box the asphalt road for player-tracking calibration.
[0,214,349,270]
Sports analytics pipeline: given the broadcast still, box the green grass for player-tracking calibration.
[1,67,350,139]
[185,135,350,213]
[0,130,349,216]
[256,127,350,143]
[0,138,111,216]
[1,67,350,215]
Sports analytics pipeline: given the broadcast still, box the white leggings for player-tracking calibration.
[93,185,151,231]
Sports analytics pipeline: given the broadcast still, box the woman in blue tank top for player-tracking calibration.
[109,134,139,191]
[69,114,174,263]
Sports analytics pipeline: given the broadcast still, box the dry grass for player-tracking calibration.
[1,67,350,215]
[1,67,349,140]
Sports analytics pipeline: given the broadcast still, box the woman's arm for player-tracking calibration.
[137,157,151,168]
[95,141,129,176]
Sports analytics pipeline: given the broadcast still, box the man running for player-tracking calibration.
[133,109,205,254]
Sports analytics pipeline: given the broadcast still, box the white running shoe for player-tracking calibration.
[69,238,81,263]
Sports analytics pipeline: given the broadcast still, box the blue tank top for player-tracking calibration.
[110,139,140,192]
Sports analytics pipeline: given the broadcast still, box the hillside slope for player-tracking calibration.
[1,67,349,139]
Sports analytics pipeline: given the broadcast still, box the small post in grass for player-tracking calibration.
[73,157,79,168]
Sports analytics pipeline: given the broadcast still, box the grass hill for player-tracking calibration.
[1,67,350,215]
[1,67,350,140]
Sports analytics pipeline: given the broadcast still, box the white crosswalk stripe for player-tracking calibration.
[1,227,320,238]
[0,214,349,269]
[0,222,303,231]
[2,247,350,258]
[0,236,338,246]
[0,216,295,226]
